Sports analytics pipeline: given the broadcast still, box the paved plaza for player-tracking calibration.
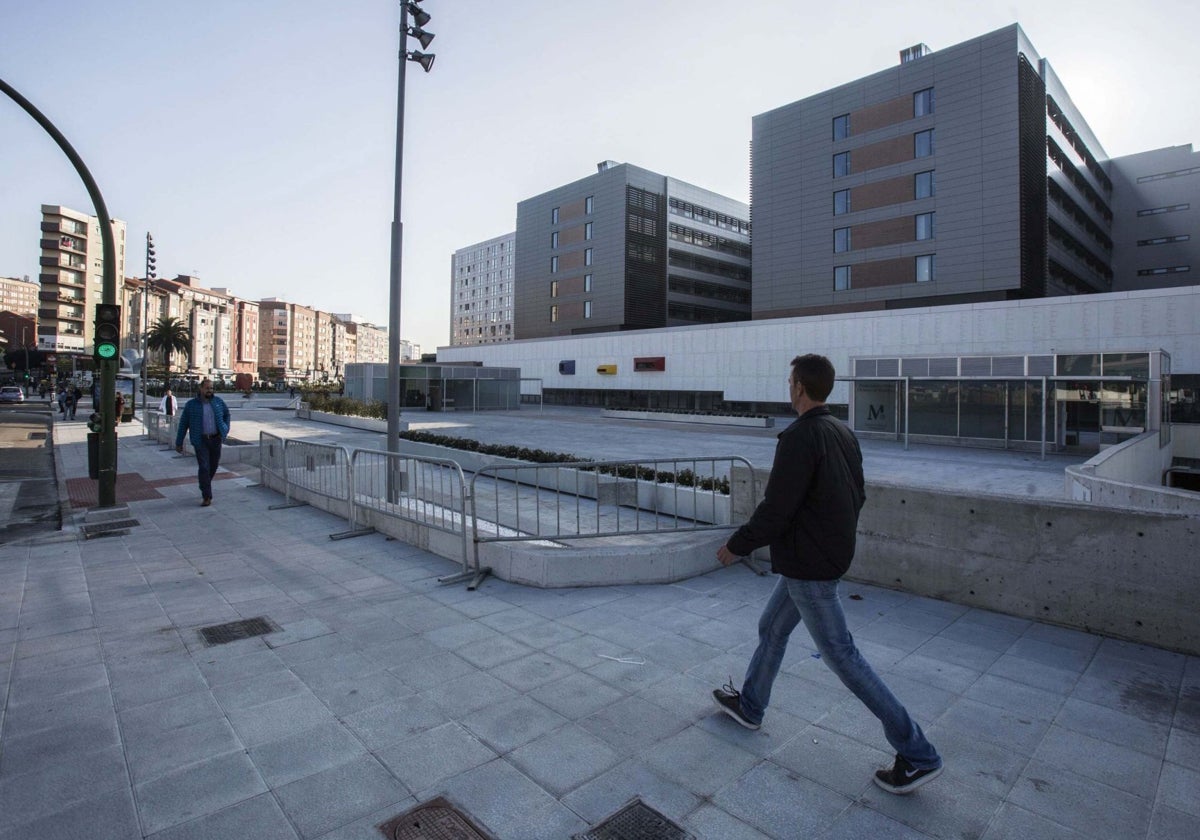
[0,402,1196,839]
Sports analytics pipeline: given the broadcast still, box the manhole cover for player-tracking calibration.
[199,616,277,646]
[378,797,494,840]
[574,798,694,840]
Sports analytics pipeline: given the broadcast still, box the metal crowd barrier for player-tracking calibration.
[348,448,478,585]
[268,439,351,515]
[469,456,754,568]
[259,432,286,482]
[144,410,161,441]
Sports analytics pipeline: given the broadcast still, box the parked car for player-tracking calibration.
[0,385,25,403]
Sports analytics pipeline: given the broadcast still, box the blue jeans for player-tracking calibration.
[194,436,222,500]
[740,576,941,770]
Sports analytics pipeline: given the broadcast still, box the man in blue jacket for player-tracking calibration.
[712,354,943,795]
[175,378,231,507]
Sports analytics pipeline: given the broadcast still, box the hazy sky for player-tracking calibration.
[2,0,1196,354]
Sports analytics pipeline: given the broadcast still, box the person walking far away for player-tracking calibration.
[712,353,943,795]
[175,378,231,507]
[64,386,76,420]
[158,387,178,416]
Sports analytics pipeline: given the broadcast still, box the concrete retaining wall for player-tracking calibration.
[602,409,774,428]
[732,465,1200,655]
[1065,425,1200,514]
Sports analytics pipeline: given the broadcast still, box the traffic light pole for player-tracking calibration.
[1,76,120,506]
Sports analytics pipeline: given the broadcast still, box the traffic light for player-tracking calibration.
[94,303,121,362]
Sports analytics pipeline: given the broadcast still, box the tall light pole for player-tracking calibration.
[387,1,436,458]
[1,76,120,506]
[142,233,156,419]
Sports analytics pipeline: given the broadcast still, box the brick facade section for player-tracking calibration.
[852,216,915,249]
[854,256,915,288]
[851,176,914,212]
[559,225,586,246]
[851,135,915,174]
[851,95,913,135]
[559,198,587,222]
[559,251,586,272]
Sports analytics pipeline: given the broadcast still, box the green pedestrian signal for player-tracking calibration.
[94,303,121,362]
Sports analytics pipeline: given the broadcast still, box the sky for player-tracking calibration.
[2,0,1197,355]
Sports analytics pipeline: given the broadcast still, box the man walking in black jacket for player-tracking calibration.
[712,354,943,795]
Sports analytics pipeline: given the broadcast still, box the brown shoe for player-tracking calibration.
[201,498,212,507]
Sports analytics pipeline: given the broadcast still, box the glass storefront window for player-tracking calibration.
[1101,352,1149,378]
[1058,354,1100,376]
[959,382,1006,439]
[909,381,959,436]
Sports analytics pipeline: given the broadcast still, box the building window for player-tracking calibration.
[916,254,935,282]
[552,207,559,224]
[914,88,934,117]
[834,227,851,253]
[550,280,558,298]
[551,231,559,249]
[833,152,850,177]
[832,114,850,140]
[1136,265,1190,276]
[585,195,594,214]
[551,256,558,273]
[915,129,934,158]
[1137,203,1189,217]
[915,170,934,199]
[585,221,593,240]
[915,212,935,241]
[585,247,593,266]
[834,189,850,215]
[550,305,559,322]
[1137,235,1190,246]
[584,300,592,319]
[834,265,850,291]
[584,273,593,292]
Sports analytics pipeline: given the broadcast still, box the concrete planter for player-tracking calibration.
[602,408,774,428]
[306,409,407,433]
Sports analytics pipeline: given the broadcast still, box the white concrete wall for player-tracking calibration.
[438,286,1200,406]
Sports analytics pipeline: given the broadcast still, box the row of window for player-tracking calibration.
[550,301,593,322]
[1136,165,1200,184]
[667,224,751,259]
[550,249,592,272]
[551,196,594,224]
[834,129,933,177]
[1137,203,1190,217]
[832,88,933,140]
[550,275,594,297]
[1136,265,1191,276]
[667,198,750,235]
[1137,235,1190,247]
[550,223,593,248]
[834,255,935,290]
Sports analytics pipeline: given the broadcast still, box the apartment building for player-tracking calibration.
[1109,144,1200,291]
[37,205,126,355]
[332,315,394,364]
[450,232,515,346]
[514,161,750,340]
[0,276,40,320]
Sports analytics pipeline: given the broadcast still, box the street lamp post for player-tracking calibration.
[142,233,156,420]
[386,1,436,461]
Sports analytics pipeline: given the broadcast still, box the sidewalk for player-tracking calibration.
[0,413,1196,839]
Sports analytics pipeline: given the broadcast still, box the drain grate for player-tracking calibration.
[199,616,277,646]
[574,798,694,840]
[378,797,494,840]
[28,431,47,440]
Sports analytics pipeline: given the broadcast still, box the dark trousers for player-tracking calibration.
[194,436,222,500]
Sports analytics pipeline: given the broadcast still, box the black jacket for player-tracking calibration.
[727,406,865,580]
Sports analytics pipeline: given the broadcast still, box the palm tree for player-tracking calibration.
[145,316,192,380]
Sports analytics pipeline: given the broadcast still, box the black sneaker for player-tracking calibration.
[712,679,760,730]
[873,754,943,795]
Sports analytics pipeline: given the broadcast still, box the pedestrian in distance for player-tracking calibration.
[64,387,76,420]
[158,388,178,416]
[114,392,125,424]
[175,378,231,507]
[712,353,943,795]
[57,386,67,417]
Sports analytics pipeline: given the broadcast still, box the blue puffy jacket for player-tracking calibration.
[175,395,231,448]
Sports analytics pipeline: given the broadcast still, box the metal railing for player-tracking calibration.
[255,436,750,591]
[469,456,753,566]
[349,448,474,579]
